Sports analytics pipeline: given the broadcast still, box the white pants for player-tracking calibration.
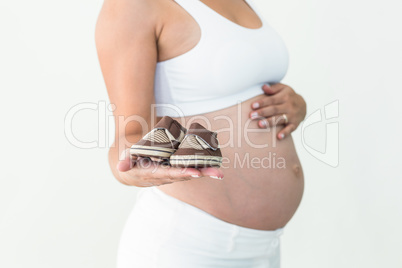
[116,186,284,268]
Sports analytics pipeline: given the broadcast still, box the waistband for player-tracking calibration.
[136,186,284,254]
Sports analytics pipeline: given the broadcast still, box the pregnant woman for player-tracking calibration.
[96,0,307,267]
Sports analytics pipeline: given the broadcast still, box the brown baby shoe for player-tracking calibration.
[169,122,222,168]
[130,116,187,159]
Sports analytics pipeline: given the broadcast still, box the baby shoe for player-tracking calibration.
[169,122,222,168]
[130,116,187,159]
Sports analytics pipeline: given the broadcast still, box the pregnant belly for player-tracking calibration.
[157,94,304,230]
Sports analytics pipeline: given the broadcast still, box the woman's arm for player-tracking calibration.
[95,0,223,186]
[96,0,158,184]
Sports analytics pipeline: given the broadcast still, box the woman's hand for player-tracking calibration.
[249,83,307,140]
[116,149,224,187]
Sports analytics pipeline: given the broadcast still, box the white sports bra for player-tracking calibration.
[154,0,289,117]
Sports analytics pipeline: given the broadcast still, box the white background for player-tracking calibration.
[1,0,401,267]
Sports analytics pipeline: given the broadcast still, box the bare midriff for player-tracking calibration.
[156,94,304,230]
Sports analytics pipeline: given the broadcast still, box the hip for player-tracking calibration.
[117,186,284,268]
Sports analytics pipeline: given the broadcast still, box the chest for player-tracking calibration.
[157,0,264,63]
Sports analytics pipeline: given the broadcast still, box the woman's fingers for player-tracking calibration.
[250,83,289,110]
[126,159,201,181]
[199,167,225,180]
[277,123,296,140]
[250,93,282,110]
[251,103,287,120]
[247,83,305,139]
[257,114,289,128]
[118,153,224,185]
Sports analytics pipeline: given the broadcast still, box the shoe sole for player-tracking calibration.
[130,145,176,158]
[169,155,222,168]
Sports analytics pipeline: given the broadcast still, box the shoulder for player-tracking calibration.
[97,0,162,20]
[95,0,165,46]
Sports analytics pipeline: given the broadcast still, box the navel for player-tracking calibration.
[292,164,302,178]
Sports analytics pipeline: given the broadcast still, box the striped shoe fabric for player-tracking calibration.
[170,122,222,168]
[130,116,187,159]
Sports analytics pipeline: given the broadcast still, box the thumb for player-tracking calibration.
[117,148,133,172]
